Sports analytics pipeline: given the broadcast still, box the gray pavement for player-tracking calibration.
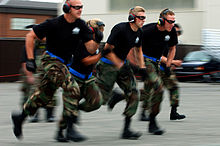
[0,82,220,146]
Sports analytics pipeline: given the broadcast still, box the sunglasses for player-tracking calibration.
[136,16,146,20]
[165,18,175,24]
[70,5,83,10]
[96,21,105,27]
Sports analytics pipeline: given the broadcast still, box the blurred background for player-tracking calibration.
[1,0,220,82]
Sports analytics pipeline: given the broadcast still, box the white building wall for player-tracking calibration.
[82,0,109,14]
[58,0,109,14]
[205,0,220,29]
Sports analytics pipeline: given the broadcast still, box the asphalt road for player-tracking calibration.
[0,82,220,146]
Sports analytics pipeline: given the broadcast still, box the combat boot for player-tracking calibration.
[66,126,87,142]
[170,106,186,120]
[65,116,87,142]
[121,117,142,140]
[55,128,68,142]
[107,89,125,111]
[148,114,164,135]
[122,129,142,140]
[11,111,27,139]
[46,107,55,122]
[139,109,150,121]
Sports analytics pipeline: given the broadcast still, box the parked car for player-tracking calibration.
[174,50,220,82]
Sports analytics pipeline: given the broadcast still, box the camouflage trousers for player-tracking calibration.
[160,69,179,106]
[59,75,103,129]
[140,59,164,111]
[23,54,80,119]
[95,60,139,117]
[19,68,57,108]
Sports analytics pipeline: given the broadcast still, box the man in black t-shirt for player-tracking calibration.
[11,0,103,142]
[158,23,186,121]
[56,18,105,141]
[139,8,177,135]
[138,24,185,122]
[95,6,146,140]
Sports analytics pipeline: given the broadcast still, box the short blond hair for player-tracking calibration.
[129,6,146,16]
[87,18,105,29]
[160,8,175,18]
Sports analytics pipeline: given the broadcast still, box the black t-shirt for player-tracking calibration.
[107,22,142,61]
[70,42,95,75]
[33,15,93,63]
[163,48,169,57]
[142,23,178,59]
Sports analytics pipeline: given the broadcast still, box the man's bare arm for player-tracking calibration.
[25,30,37,60]
[135,46,145,68]
[84,40,100,55]
[161,56,182,67]
[127,47,138,66]
[81,53,102,66]
[166,46,176,67]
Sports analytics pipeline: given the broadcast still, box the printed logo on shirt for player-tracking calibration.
[165,35,170,41]
[135,37,139,44]
[72,27,80,34]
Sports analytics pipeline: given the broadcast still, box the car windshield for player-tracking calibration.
[184,51,211,62]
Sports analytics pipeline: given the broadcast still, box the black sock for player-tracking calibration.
[21,110,28,121]
[124,116,131,131]
[149,114,156,123]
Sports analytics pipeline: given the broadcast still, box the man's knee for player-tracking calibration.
[92,94,103,109]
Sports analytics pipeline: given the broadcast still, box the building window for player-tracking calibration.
[10,18,36,30]
[110,0,194,11]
